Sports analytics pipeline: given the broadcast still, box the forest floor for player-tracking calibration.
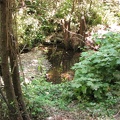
[20,47,120,120]
[20,49,120,120]
[20,49,94,120]
[19,50,95,120]
[19,24,120,120]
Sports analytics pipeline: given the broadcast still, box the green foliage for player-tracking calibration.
[79,97,119,117]
[40,19,56,35]
[55,0,72,18]
[17,14,44,48]
[0,98,9,119]
[22,32,120,119]
[23,78,71,119]
[18,0,120,118]
[21,32,120,119]
[17,0,120,49]
[72,32,120,102]
[101,1,120,25]
[86,9,102,26]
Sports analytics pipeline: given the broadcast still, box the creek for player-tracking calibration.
[45,45,81,84]
[20,45,80,84]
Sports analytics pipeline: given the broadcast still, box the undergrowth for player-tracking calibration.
[23,32,120,119]
[23,78,71,119]
[71,32,120,117]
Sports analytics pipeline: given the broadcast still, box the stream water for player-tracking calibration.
[45,46,81,84]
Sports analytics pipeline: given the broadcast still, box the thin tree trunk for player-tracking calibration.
[9,36,31,120]
[78,16,86,47]
[1,1,23,120]
[8,0,31,119]
[62,20,71,50]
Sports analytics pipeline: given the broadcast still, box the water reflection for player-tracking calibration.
[46,46,80,84]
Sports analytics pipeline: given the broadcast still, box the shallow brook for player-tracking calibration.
[45,46,81,84]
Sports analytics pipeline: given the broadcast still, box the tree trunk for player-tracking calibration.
[77,16,86,47]
[62,20,71,50]
[8,0,31,119]
[9,33,31,120]
[0,1,1,57]
[0,1,23,120]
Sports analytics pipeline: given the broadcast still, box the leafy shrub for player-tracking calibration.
[72,32,120,102]
[17,14,43,47]
[55,0,71,18]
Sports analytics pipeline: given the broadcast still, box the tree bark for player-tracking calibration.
[8,0,31,119]
[9,33,31,120]
[0,1,23,120]
[77,16,86,47]
[62,20,71,50]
